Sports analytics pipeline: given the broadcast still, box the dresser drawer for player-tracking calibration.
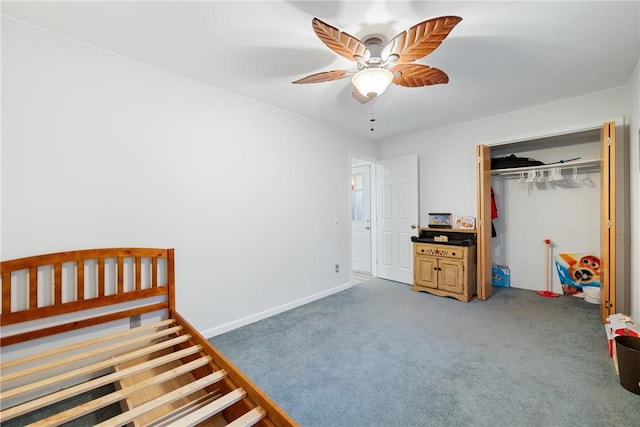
[414,243,464,259]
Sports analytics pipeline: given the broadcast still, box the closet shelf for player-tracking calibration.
[491,158,600,176]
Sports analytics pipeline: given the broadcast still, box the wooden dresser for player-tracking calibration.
[412,228,477,302]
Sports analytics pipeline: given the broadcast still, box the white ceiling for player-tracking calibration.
[2,1,639,141]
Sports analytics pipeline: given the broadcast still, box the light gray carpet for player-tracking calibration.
[210,278,639,427]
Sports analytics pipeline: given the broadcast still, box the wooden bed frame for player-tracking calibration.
[0,248,297,426]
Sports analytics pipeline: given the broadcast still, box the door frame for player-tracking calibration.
[350,154,377,278]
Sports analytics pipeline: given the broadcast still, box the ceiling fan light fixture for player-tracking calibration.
[352,68,393,98]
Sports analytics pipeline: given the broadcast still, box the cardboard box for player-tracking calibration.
[492,264,510,288]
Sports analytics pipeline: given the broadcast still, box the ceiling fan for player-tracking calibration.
[293,16,462,104]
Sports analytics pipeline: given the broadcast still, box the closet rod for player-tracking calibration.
[491,158,600,176]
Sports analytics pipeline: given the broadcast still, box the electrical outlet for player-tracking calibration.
[130,315,141,329]
[335,264,340,273]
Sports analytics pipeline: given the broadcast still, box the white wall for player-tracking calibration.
[380,87,629,217]
[379,87,637,317]
[3,15,637,336]
[0,18,378,336]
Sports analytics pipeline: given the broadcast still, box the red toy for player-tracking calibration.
[537,239,560,298]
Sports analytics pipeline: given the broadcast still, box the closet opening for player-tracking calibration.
[490,130,601,295]
[476,121,629,322]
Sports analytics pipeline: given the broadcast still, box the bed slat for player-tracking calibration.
[227,407,267,427]
[77,259,85,301]
[143,392,224,427]
[2,271,10,313]
[3,348,210,423]
[29,266,38,309]
[94,371,229,427]
[1,319,175,370]
[1,335,195,401]
[2,325,183,382]
[176,388,248,426]
[117,256,124,294]
[25,357,215,427]
[152,257,158,287]
[135,257,142,290]
[98,258,105,297]
[54,263,62,305]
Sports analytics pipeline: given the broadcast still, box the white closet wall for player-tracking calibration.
[490,130,601,294]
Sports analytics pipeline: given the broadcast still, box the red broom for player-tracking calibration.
[537,238,560,298]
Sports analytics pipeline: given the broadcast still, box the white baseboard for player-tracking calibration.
[203,282,353,338]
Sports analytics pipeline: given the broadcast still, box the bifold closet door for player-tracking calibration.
[475,144,492,300]
[600,121,616,322]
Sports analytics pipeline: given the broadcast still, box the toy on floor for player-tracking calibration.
[537,239,560,298]
[554,251,601,296]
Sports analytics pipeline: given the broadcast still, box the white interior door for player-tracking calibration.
[352,165,372,273]
[377,155,419,284]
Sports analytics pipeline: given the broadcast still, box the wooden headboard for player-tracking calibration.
[0,247,298,426]
[1,248,175,347]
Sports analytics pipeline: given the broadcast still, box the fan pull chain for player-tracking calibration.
[369,108,376,132]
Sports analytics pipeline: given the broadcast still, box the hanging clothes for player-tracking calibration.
[491,188,498,219]
[491,188,498,237]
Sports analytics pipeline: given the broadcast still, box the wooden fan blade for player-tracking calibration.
[383,16,462,64]
[352,87,374,104]
[292,69,352,84]
[312,17,366,62]
[391,64,449,87]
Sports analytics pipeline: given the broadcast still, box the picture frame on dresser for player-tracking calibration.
[453,215,475,230]
[427,212,452,228]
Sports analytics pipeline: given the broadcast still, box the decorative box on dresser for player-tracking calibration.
[412,228,477,302]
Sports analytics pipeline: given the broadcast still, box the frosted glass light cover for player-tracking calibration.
[352,68,393,97]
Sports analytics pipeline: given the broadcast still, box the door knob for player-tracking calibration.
[410,224,417,229]
[365,226,370,230]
